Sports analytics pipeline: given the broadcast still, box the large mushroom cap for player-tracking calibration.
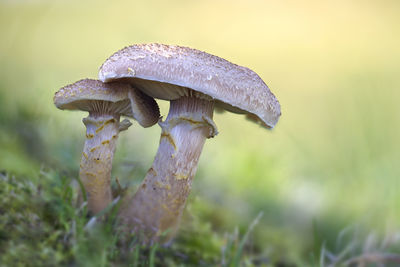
[99,43,281,128]
[54,78,159,127]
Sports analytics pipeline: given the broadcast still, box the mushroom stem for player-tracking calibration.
[80,113,121,214]
[120,96,215,241]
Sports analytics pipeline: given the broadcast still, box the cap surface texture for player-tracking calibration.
[99,43,281,128]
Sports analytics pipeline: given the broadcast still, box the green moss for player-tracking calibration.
[0,170,271,266]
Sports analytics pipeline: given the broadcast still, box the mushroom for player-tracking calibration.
[99,43,281,241]
[54,78,159,214]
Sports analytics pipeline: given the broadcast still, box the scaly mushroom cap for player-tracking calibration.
[54,78,159,127]
[99,43,281,128]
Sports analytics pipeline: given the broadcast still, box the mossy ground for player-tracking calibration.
[0,170,273,266]
[1,170,400,266]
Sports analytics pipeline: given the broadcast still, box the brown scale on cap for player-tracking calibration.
[99,43,281,128]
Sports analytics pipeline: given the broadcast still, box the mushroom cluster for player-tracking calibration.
[54,43,281,242]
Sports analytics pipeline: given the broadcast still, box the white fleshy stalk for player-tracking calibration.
[80,113,131,214]
[119,95,217,242]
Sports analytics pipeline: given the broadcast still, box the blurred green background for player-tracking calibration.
[1,0,399,264]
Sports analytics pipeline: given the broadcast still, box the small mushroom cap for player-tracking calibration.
[54,79,159,127]
[99,43,281,128]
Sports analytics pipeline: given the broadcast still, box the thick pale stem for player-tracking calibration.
[120,96,215,242]
[80,114,120,214]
